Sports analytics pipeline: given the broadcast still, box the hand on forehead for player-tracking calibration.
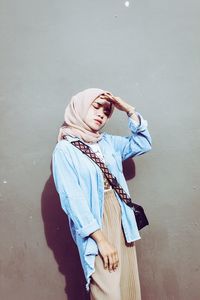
[94,98,111,108]
[93,92,114,108]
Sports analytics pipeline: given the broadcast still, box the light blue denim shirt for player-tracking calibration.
[52,112,152,290]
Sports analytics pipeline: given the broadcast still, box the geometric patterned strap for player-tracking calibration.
[71,140,134,208]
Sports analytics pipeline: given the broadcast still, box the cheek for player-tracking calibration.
[102,116,108,124]
[87,109,95,120]
[84,108,95,124]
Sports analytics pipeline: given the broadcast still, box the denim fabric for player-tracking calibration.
[52,113,152,290]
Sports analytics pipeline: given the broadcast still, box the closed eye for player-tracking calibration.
[92,103,100,109]
[92,103,111,117]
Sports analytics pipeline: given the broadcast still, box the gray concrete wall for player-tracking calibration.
[1,1,200,299]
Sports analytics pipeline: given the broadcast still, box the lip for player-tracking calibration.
[94,119,102,125]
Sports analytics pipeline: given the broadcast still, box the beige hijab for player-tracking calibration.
[57,88,114,143]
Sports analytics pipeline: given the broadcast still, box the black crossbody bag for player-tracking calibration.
[69,140,149,231]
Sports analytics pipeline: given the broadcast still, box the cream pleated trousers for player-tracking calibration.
[90,188,141,300]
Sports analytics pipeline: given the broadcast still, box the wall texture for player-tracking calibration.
[0,0,200,299]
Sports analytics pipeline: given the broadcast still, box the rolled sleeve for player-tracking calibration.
[128,112,148,133]
[76,220,100,238]
[110,111,152,160]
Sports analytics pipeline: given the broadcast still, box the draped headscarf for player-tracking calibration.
[57,88,115,143]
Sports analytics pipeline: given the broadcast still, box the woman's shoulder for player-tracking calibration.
[53,139,74,155]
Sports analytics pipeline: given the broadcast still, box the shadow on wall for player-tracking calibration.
[41,162,90,300]
[41,158,135,300]
[122,158,136,180]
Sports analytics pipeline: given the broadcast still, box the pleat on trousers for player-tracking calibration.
[90,188,141,300]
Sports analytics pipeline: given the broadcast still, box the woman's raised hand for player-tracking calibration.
[100,92,135,113]
[100,92,140,123]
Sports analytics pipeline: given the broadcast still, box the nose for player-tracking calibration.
[97,108,104,119]
[98,113,104,119]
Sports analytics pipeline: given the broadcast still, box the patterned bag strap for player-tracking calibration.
[71,140,134,208]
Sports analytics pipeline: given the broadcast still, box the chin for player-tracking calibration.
[88,121,105,132]
[93,126,101,132]
[88,125,100,132]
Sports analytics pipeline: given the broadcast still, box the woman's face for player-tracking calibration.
[84,96,112,133]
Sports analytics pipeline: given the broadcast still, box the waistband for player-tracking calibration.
[104,187,113,193]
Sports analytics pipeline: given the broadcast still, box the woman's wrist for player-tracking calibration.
[90,229,106,244]
[124,105,135,115]
[127,110,135,117]
[126,107,140,124]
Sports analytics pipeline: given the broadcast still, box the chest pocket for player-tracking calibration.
[103,149,123,174]
[112,153,123,173]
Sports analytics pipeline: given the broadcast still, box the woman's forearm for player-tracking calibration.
[90,229,106,244]
[125,105,140,124]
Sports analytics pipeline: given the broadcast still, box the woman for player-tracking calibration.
[52,88,152,300]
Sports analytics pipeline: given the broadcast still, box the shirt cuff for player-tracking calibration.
[128,112,148,133]
[76,220,101,238]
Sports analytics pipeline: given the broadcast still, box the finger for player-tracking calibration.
[113,254,119,270]
[111,253,117,271]
[104,91,113,97]
[107,94,117,101]
[101,96,116,104]
[101,92,115,99]
[108,255,114,272]
[100,94,114,101]
[103,256,109,269]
